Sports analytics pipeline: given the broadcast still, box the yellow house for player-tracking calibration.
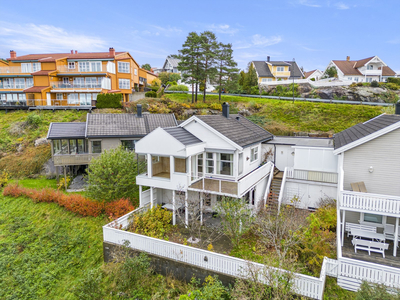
[0,48,141,106]
[252,56,304,84]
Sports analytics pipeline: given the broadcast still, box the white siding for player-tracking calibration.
[88,138,121,153]
[343,128,400,196]
[294,147,337,173]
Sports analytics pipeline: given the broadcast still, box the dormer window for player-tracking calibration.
[277,67,284,72]
[367,65,373,70]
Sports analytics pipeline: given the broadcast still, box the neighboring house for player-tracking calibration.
[252,56,304,84]
[151,67,163,75]
[0,59,8,67]
[0,48,155,107]
[304,69,323,81]
[46,106,178,175]
[333,111,400,291]
[138,68,158,91]
[135,103,274,224]
[323,56,396,83]
[162,56,181,73]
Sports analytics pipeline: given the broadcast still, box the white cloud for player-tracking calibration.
[298,0,321,7]
[0,21,107,53]
[301,45,319,51]
[335,2,350,9]
[207,24,238,35]
[251,34,282,47]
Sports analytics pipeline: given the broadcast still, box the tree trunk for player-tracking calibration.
[195,83,198,102]
[203,79,207,103]
[191,80,194,103]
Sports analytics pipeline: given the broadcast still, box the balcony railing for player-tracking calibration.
[340,191,400,216]
[0,66,27,74]
[53,153,101,166]
[364,69,382,76]
[57,65,108,73]
[274,71,291,77]
[51,83,102,89]
[286,168,338,184]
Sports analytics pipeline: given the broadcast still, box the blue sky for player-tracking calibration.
[0,0,399,73]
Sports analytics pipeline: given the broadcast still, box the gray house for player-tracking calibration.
[162,56,181,74]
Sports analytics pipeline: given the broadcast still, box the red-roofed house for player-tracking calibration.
[0,48,150,107]
[323,56,396,83]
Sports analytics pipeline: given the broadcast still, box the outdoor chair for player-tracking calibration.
[384,224,396,242]
[350,182,367,193]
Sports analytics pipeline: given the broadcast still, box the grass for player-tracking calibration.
[12,177,58,189]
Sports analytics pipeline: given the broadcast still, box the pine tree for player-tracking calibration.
[214,43,239,102]
[243,63,258,93]
[199,31,218,103]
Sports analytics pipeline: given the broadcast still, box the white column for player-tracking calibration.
[150,187,154,209]
[139,185,142,207]
[185,191,188,227]
[394,217,399,257]
[170,155,174,179]
[337,209,342,258]
[172,190,176,226]
[341,210,346,246]
[147,154,152,178]
[200,195,203,225]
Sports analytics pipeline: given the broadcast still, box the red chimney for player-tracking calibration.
[109,47,115,56]
[71,50,73,54]
[10,50,16,59]
[75,50,78,54]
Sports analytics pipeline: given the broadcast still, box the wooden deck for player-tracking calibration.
[189,178,238,196]
[342,235,400,268]
[153,172,170,179]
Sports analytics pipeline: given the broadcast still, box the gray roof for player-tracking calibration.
[268,61,292,66]
[196,114,273,147]
[163,56,181,69]
[285,61,304,79]
[267,136,334,148]
[253,61,273,77]
[47,122,86,139]
[164,127,203,146]
[334,114,400,150]
[86,113,177,138]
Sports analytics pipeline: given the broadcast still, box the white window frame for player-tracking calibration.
[90,61,102,72]
[277,66,284,72]
[15,78,25,89]
[261,78,267,83]
[21,63,32,73]
[78,61,90,72]
[118,62,130,73]
[32,63,41,72]
[217,153,234,176]
[4,78,13,88]
[119,79,130,89]
[367,64,373,70]
[68,62,75,69]
[250,146,259,163]
[206,152,214,174]
[354,77,359,82]
[56,93,63,100]
[134,68,138,75]
[238,152,243,175]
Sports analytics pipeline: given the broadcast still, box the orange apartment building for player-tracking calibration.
[0,48,156,107]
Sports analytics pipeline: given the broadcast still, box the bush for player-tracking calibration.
[96,93,123,109]
[26,113,42,128]
[157,87,165,98]
[0,170,10,188]
[388,77,400,85]
[250,86,260,95]
[310,78,316,81]
[357,82,363,86]
[145,91,157,98]
[370,80,379,87]
[105,198,135,220]
[168,85,189,91]
[209,103,222,111]
[166,81,177,86]
[356,281,400,299]
[386,83,399,90]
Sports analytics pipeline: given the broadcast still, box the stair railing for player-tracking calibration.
[277,167,288,214]
[263,162,274,207]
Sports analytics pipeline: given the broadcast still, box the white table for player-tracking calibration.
[351,228,385,243]
[162,203,184,212]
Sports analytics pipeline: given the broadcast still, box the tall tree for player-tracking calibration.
[141,63,151,71]
[243,62,258,93]
[214,43,239,102]
[199,31,218,103]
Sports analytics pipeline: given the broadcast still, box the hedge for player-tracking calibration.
[168,85,189,91]
[145,91,157,98]
[96,93,123,109]
[387,77,400,86]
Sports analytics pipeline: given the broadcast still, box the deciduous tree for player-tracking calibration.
[141,63,151,71]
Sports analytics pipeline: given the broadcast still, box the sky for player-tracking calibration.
[0,0,399,73]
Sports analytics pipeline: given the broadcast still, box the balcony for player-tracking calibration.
[274,71,291,77]
[51,82,103,92]
[364,69,382,76]
[57,65,108,73]
[286,168,338,184]
[53,153,101,166]
[0,66,29,74]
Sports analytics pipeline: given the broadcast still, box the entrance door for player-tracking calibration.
[46,93,51,106]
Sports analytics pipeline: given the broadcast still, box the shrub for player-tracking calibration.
[57,176,72,190]
[250,86,260,95]
[386,82,399,90]
[26,113,42,128]
[168,85,189,91]
[0,170,10,187]
[145,91,157,98]
[105,198,135,220]
[157,87,165,98]
[128,206,173,239]
[209,103,222,111]
[166,81,177,86]
[310,78,316,81]
[96,93,123,109]
[370,80,379,87]
[357,82,363,86]
[387,77,400,85]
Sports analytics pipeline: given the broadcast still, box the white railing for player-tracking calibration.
[57,65,108,73]
[277,167,288,210]
[340,191,400,216]
[364,70,382,76]
[103,214,330,299]
[338,257,400,289]
[52,83,102,89]
[286,168,338,184]
[0,66,25,73]
[263,162,275,206]
[238,162,273,195]
[260,78,353,88]
[325,258,338,277]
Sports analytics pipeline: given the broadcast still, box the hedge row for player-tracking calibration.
[96,93,123,109]
[3,184,134,219]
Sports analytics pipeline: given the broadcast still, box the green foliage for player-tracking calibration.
[310,78,316,81]
[26,113,42,128]
[355,281,400,300]
[85,147,139,204]
[242,63,258,93]
[386,82,399,90]
[270,84,300,97]
[216,197,255,248]
[167,80,178,86]
[57,175,72,190]
[370,80,379,87]
[250,86,260,95]
[168,84,189,91]
[129,206,173,239]
[379,91,399,103]
[179,276,229,300]
[357,82,363,86]
[72,268,104,300]
[96,93,123,109]
[387,77,400,85]
[157,87,165,98]
[141,63,151,71]
[325,66,338,78]
[145,91,157,98]
[0,170,10,187]
[158,72,182,85]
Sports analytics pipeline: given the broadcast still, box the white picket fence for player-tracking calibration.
[103,208,331,299]
[259,78,353,88]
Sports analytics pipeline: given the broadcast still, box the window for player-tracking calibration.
[366,77,372,83]
[85,77,97,88]
[69,139,77,154]
[79,62,90,72]
[15,78,25,89]
[217,153,233,176]
[277,67,284,72]
[68,62,75,69]
[174,157,187,173]
[197,154,203,177]
[73,77,84,87]
[367,64,373,70]
[61,139,69,154]
[267,78,273,82]
[21,63,32,73]
[118,62,130,73]
[363,213,383,224]
[134,68,138,75]
[26,78,33,87]
[119,79,130,89]
[90,61,102,72]
[91,141,102,154]
[347,77,352,81]
[67,93,79,104]
[77,139,85,153]
[53,140,62,155]
[32,63,41,72]
[250,146,258,162]
[238,153,243,175]
[121,140,135,151]
[261,78,267,83]
[56,93,63,100]
[62,77,69,84]
[152,155,160,163]
[107,61,116,74]
[4,78,13,88]
[354,77,359,82]
[206,152,214,174]
[19,94,26,101]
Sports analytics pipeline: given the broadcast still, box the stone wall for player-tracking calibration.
[129,92,146,102]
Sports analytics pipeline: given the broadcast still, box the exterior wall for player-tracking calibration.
[262,144,295,171]
[343,128,400,196]
[294,147,337,173]
[241,143,263,176]
[87,138,121,154]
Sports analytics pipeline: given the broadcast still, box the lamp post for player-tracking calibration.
[292,58,295,104]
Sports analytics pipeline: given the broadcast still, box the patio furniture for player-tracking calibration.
[352,238,389,257]
[384,224,395,240]
[162,203,185,213]
[350,228,385,243]
[346,222,377,237]
[350,181,367,193]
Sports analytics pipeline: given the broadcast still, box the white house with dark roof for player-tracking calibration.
[323,56,397,83]
[162,56,181,74]
[304,69,323,81]
[331,108,400,291]
[135,103,274,225]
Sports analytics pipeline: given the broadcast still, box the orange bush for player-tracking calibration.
[3,184,134,218]
[105,198,135,220]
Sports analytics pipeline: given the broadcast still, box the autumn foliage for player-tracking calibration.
[3,184,134,219]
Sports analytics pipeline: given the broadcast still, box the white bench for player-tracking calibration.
[352,238,389,258]
[346,222,376,237]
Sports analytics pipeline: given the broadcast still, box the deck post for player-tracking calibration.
[139,185,142,207]
[63,166,67,190]
[172,190,176,226]
[150,187,154,209]
[56,166,59,182]
[341,210,346,246]
[185,192,188,227]
[394,217,399,257]
[200,194,203,225]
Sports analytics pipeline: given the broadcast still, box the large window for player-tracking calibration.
[73,77,84,87]
[15,78,25,89]
[367,64,374,70]
[119,79,130,89]
[67,93,79,104]
[91,141,102,154]
[85,77,98,88]
[91,61,102,72]
[217,153,233,176]
[32,63,41,72]
[118,62,130,73]
[121,140,135,151]
[277,66,284,72]
[4,78,13,88]
[174,157,187,173]
[250,146,258,162]
[79,62,90,72]
[206,153,214,174]
[26,78,33,88]
[363,213,383,224]
[21,63,32,73]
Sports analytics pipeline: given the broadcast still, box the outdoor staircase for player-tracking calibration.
[266,168,283,213]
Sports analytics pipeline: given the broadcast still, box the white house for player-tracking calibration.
[323,56,396,83]
[135,103,274,225]
[333,109,400,291]
[304,69,323,81]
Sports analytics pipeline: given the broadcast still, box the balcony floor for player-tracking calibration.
[153,172,170,179]
[342,235,400,268]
